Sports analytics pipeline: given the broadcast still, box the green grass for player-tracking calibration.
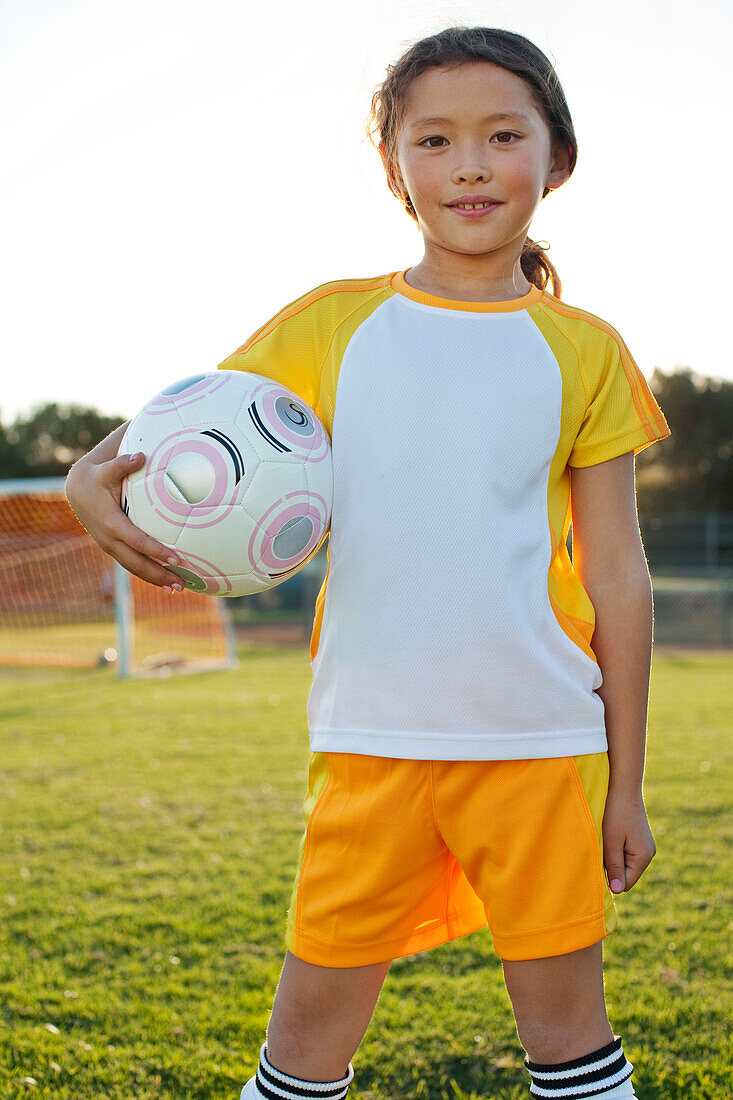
[0,648,730,1098]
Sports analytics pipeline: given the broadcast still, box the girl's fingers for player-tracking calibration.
[605,836,655,894]
[104,456,182,580]
[623,844,656,891]
[114,512,180,570]
[97,512,181,586]
[107,450,145,484]
[111,540,183,589]
[604,844,627,894]
[67,449,183,588]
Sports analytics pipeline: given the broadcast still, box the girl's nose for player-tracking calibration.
[452,152,492,183]
[452,167,491,183]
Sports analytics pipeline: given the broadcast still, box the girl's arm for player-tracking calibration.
[65,422,183,589]
[569,450,657,894]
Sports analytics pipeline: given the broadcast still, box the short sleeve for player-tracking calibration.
[568,330,671,467]
[216,289,323,417]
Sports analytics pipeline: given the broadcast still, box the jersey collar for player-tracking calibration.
[391,268,543,312]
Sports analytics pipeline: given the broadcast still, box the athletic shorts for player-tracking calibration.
[284,751,618,966]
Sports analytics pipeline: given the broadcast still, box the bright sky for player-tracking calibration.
[1,0,731,423]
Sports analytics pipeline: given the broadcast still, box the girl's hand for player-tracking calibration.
[602,788,657,894]
[65,423,183,590]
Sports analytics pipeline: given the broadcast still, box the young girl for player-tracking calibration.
[66,26,671,1100]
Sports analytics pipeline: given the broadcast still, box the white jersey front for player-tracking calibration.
[219,270,670,760]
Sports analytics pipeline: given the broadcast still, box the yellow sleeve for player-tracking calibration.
[216,287,324,421]
[569,329,671,467]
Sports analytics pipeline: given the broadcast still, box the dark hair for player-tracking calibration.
[366,26,578,298]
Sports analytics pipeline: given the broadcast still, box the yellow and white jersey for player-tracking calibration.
[218,269,671,760]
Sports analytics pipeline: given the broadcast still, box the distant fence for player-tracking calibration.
[638,512,733,575]
[634,513,733,647]
[238,513,733,649]
[649,577,733,647]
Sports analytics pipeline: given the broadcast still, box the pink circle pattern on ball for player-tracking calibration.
[252,382,329,462]
[174,550,233,596]
[248,490,329,579]
[144,431,240,528]
[145,374,228,416]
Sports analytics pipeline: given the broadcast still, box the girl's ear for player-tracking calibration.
[546,141,573,192]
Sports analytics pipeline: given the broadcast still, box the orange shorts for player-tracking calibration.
[284,751,617,966]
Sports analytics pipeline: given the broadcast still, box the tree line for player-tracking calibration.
[1,368,731,513]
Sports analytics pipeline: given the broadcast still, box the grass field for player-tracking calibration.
[0,646,730,1099]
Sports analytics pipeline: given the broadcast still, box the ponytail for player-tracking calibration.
[521,238,562,299]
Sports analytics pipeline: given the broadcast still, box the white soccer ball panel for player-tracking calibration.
[175,503,258,577]
[124,405,184,452]
[303,447,334,503]
[244,460,306,518]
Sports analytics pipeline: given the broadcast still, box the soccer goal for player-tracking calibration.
[0,478,236,677]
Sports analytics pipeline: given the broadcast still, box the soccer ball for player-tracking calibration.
[118,370,333,596]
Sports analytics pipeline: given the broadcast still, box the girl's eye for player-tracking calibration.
[419,132,519,149]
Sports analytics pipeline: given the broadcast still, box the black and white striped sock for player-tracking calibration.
[525,1037,634,1097]
[247,1041,355,1099]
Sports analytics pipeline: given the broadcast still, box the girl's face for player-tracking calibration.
[392,61,570,277]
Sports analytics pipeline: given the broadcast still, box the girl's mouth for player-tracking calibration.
[447,202,501,218]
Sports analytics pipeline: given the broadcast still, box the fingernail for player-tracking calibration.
[166,556,179,566]
[171,583,183,592]
[610,879,624,893]
[163,586,173,594]
[129,452,141,463]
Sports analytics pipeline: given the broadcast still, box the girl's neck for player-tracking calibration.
[405,259,532,303]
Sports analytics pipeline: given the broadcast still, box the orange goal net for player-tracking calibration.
[0,479,235,676]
